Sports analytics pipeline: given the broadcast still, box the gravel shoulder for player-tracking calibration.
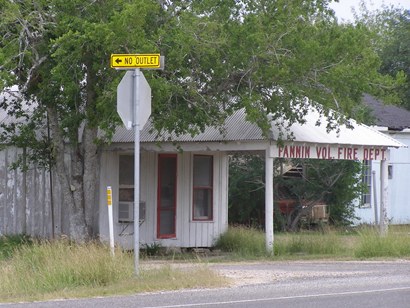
[142,259,410,287]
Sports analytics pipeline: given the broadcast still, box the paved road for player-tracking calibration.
[2,260,410,307]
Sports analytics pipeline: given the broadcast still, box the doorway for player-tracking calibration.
[157,154,177,238]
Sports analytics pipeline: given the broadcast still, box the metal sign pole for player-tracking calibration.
[133,68,140,275]
[112,53,162,276]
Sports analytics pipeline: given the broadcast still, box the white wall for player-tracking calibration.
[98,149,229,249]
[355,132,410,225]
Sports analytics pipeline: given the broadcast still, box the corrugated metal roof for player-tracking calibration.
[112,108,265,143]
[112,106,405,148]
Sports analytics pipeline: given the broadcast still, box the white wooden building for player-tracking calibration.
[1,96,405,249]
[97,105,404,250]
[355,94,410,225]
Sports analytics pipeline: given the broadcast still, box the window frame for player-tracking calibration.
[118,154,135,223]
[360,160,372,208]
[157,154,177,239]
[192,154,214,221]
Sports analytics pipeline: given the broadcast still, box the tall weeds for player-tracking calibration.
[0,238,225,302]
[355,226,410,258]
[214,226,266,257]
[0,240,133,298]
[215,225,410,259]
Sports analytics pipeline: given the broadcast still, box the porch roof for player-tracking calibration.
[112,105,405,149]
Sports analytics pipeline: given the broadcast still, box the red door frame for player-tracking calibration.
[157,154,177,238]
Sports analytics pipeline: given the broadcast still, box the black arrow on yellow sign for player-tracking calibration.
[110,54,162,69]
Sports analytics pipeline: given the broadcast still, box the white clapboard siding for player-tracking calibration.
[98,150,229,248]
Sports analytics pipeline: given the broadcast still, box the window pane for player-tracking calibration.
[193,156,212,186]
[361,160,371,208]
[193,189,212,219]
[159,211,174,235]
[119,155,134,185]
[159,157,176,209]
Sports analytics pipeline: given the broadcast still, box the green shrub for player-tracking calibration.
[0,234,32,260]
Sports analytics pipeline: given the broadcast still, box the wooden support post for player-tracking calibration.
[379,157,389,236]
[265,146,274,254]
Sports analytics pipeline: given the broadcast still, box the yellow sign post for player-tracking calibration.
[110,54,161,69]
[106,186,114,256]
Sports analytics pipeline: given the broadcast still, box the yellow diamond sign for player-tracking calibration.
[111,54,161,69]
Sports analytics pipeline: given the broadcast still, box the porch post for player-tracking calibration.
[265,146,274,254]
[379,155,389,236]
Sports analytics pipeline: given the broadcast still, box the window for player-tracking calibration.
[193,155,213,221]
[157,154,177,238]
[119,155,134,222]
[118,155,146,223]
[361,160,371,208]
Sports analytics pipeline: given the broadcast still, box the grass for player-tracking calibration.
[0,234,32,260]
[2,225,410,302]
[354,226,410,258]
[0,237,226,303]
[214,225,410,260]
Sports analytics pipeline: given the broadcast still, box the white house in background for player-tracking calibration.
[355,94,410,225]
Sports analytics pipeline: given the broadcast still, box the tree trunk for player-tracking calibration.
[47,106,88,241]
[82,125,99,236]
[82,59,99,237]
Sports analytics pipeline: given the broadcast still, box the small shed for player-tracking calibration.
[97,104,404,251]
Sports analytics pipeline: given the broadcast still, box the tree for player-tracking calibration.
[351,2,408,109]
[1,0,161,240]
[378,10,410,109]
[0,0,398,240]
[228,154,266,227]
[229,155,362,232]
[275,159,362,231]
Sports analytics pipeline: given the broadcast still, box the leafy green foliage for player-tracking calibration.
[228,154,362,230]
[1,0,399,143]
[285,159,362,227]
[378,11,410,109]
[228,154,266,227]
[0,0,401,238]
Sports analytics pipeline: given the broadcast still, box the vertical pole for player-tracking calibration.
[133,68,140,275]
[265,146,274,254]
[379,158,389,236]
[106,186,115,256]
